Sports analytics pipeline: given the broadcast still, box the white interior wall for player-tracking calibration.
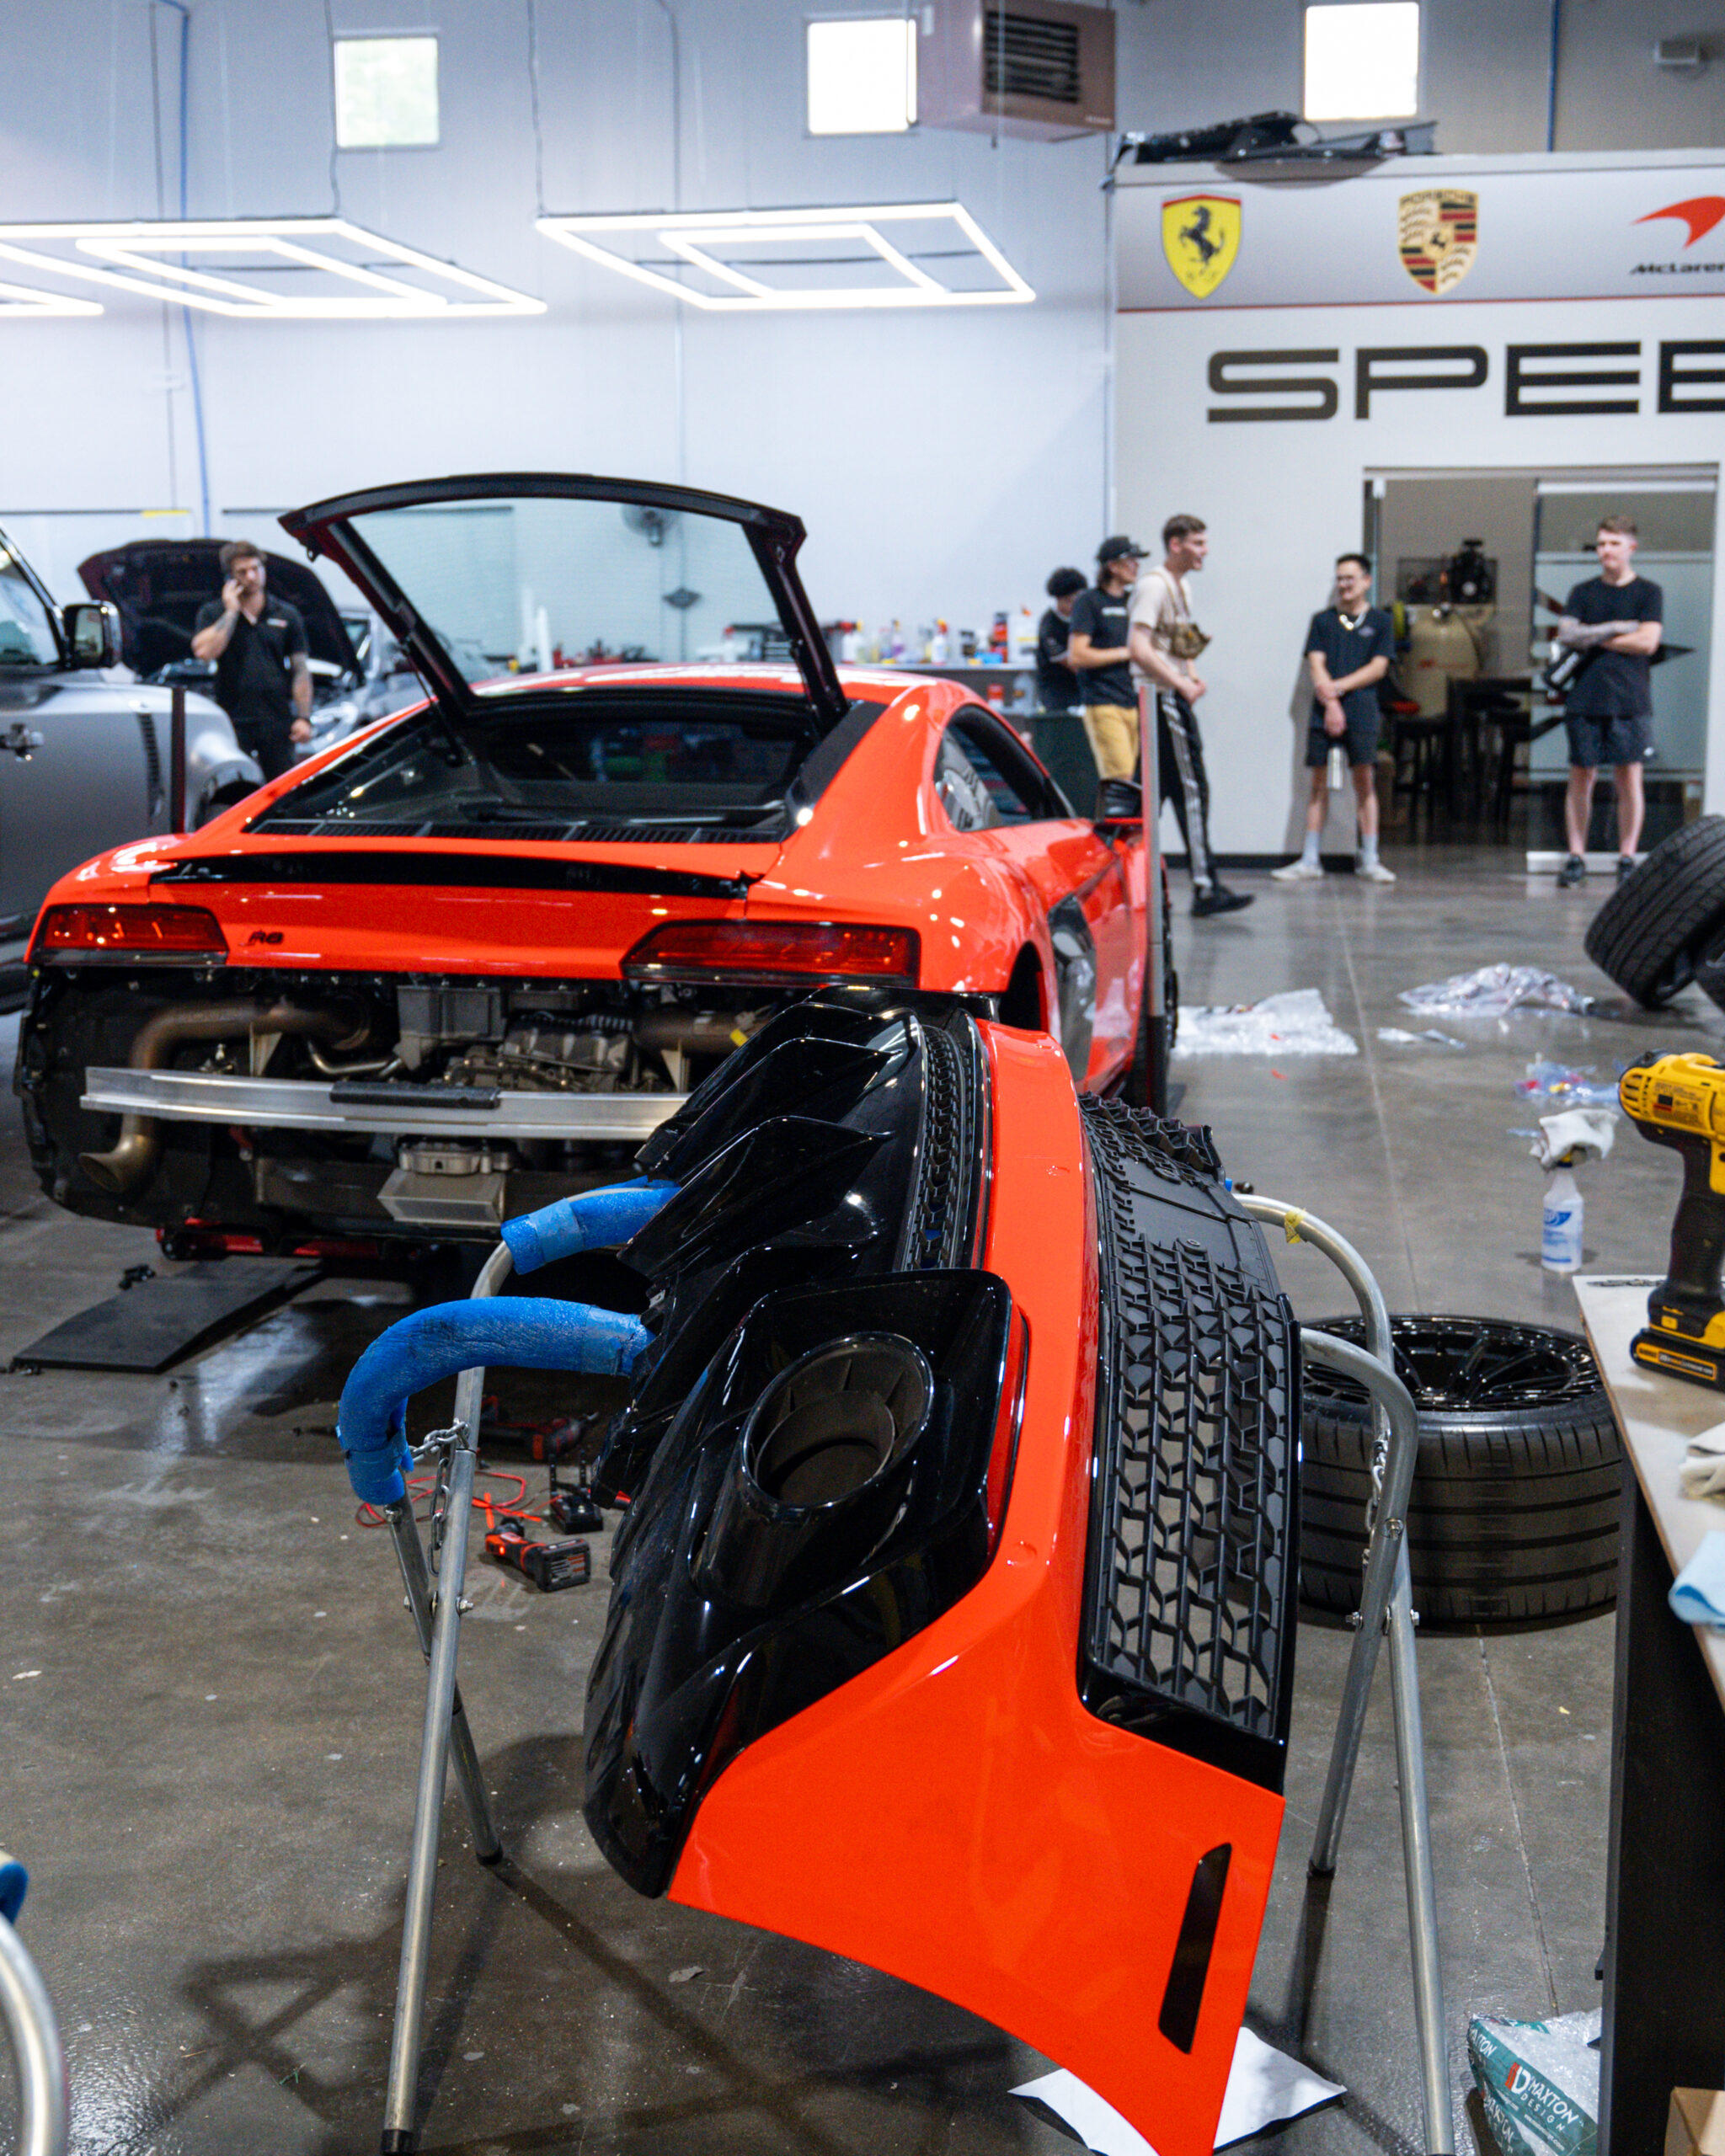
[4,2,1724,631]
[0,0,1114,638]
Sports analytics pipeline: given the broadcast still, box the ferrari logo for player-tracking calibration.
[1397,189,1478,295]
[1162,195,1241,299]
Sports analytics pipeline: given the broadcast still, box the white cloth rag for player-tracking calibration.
[1680,1426,1725,1502]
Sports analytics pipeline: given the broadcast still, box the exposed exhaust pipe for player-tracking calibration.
[78,1000,368,1198]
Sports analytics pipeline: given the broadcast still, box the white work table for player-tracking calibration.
[1573,1277,1725,2155]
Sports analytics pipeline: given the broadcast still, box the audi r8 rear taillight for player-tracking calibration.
[31,904,227,961]
[621,919,917,988]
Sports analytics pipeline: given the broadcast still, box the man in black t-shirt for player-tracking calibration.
[1272,553,1396,884]
[1035,566,1087,712]
[1553,515,1664,889]
[1065,536,1146,782]
[191,538,312,781]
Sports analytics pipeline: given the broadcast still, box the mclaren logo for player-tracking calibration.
[1632,194,1725,277]
[1397,188,1477,296]
[1162,195,1240,300]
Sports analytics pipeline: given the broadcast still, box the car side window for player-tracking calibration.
[946,713,1069,825]
[0,555,60,668]
[934,732,1001,832]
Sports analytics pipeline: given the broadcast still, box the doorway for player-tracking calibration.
[1365,466,1717,857]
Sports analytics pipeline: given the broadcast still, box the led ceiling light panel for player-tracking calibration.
[537,204,1034,311]
[0,275,104,318]
[0,219,543,318]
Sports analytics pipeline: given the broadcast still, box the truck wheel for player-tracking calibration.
[1299,1315,1621,1628]
[1584,816,1725,1007]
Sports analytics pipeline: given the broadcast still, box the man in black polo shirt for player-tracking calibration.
[1034,566,1087,712]
[1554,515,1664,888]
[190,539,312,780]
[1273,552,1395,883]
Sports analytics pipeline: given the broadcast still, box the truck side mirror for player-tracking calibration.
[61,600,123,670]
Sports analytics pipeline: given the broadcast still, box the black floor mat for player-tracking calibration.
[12,1260,323,1373]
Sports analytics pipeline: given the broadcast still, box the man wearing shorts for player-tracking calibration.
[1555,515,1664,888]
[1065,536,1146,783]
[1272,552,1395,884]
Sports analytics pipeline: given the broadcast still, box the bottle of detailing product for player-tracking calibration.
[1327,744,1347,791]
[1541,1166,1583,1274]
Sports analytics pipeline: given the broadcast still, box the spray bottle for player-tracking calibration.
[1530,1107,1616,1275]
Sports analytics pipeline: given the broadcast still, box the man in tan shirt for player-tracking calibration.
[1130,514,1252,918]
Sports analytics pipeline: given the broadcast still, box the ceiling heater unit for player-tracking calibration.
[918,0,1116,140]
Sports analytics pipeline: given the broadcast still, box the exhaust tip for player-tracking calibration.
[745,1335,933,1511]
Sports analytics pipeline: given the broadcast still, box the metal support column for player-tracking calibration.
[378,1241,513,2155]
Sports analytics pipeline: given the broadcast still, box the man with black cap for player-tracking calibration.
[1066,537,1146,783]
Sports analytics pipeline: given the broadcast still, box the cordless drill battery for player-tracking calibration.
[1621,1052,1725,1389]
[483,1518,592,1592]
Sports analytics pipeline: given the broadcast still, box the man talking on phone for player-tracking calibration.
[191,539,312,781]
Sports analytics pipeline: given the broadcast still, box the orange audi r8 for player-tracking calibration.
[17,475,1155,1257]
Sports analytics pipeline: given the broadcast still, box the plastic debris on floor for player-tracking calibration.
[1466,2008,1600,2156]
[1377,1027,1465,1048]
[1514,1059,1621,1108]
[1012,2031,1344,2153]
[1400,964,1596,1018]
[1174,987,1358,1059]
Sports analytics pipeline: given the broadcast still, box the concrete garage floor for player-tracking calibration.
[1,844,1718,2156]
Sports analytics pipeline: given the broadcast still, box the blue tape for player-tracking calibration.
[0,1859,26,1927]
[336,1298,653,1504]
[500,1177,678,1275]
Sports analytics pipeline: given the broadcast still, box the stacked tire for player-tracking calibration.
[1585,816,1725,1009]
[1299,1315,1622,1628]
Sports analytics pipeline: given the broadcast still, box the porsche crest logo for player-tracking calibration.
[1397,189,1478,295]
[1162,194,1241,299]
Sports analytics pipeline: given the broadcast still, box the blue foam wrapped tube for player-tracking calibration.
[336,1298,653,1506]
[0,1857,26,1926]
[499,1177,678,1275]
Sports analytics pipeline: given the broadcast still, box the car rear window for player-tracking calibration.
[249,689,815,835]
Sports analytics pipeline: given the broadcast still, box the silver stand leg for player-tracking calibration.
[1238,1193,1452,2154]
[1386,1541,1450,2153]
[379,1242,514,2156]
[1302,1327,1454,2156]
[387,1503,501,1865]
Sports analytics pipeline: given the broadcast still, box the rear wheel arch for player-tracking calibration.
[997,943,1044,1031]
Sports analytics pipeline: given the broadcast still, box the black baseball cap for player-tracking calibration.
[1097,536,1147,565]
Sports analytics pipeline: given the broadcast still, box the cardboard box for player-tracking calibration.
[1667,2089,1725,2156]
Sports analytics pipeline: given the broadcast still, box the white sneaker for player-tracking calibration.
[1356,857,1397,883]
[1271,858,1324,881]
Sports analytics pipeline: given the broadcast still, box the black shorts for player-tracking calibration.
[1564,711,1653,770]
[1305,715,1380,770]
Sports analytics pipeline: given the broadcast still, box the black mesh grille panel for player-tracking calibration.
[1080,1098,1296,1784]
[984,9,1081,103]
[898,1018,984,1271]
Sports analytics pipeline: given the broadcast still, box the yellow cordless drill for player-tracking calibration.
[1621,1052,1725,1388]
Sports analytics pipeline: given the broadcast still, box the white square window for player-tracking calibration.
[1303,3,1419,121]
[806,17,917,136]
[334,35,441,150]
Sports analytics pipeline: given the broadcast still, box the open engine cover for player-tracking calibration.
[584,994,1299,2156]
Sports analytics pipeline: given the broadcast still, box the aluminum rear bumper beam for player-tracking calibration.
[80,1067,686,1142]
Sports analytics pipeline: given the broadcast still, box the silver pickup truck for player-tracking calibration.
[0,525,260,1010]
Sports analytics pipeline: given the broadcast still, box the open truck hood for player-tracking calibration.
[280,473,849,737]
[77,540,359,681]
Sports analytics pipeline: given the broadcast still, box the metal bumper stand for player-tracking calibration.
[0,1903,67,2156]
[377,1242,512,2156]
[1235,1197,1453,2156]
